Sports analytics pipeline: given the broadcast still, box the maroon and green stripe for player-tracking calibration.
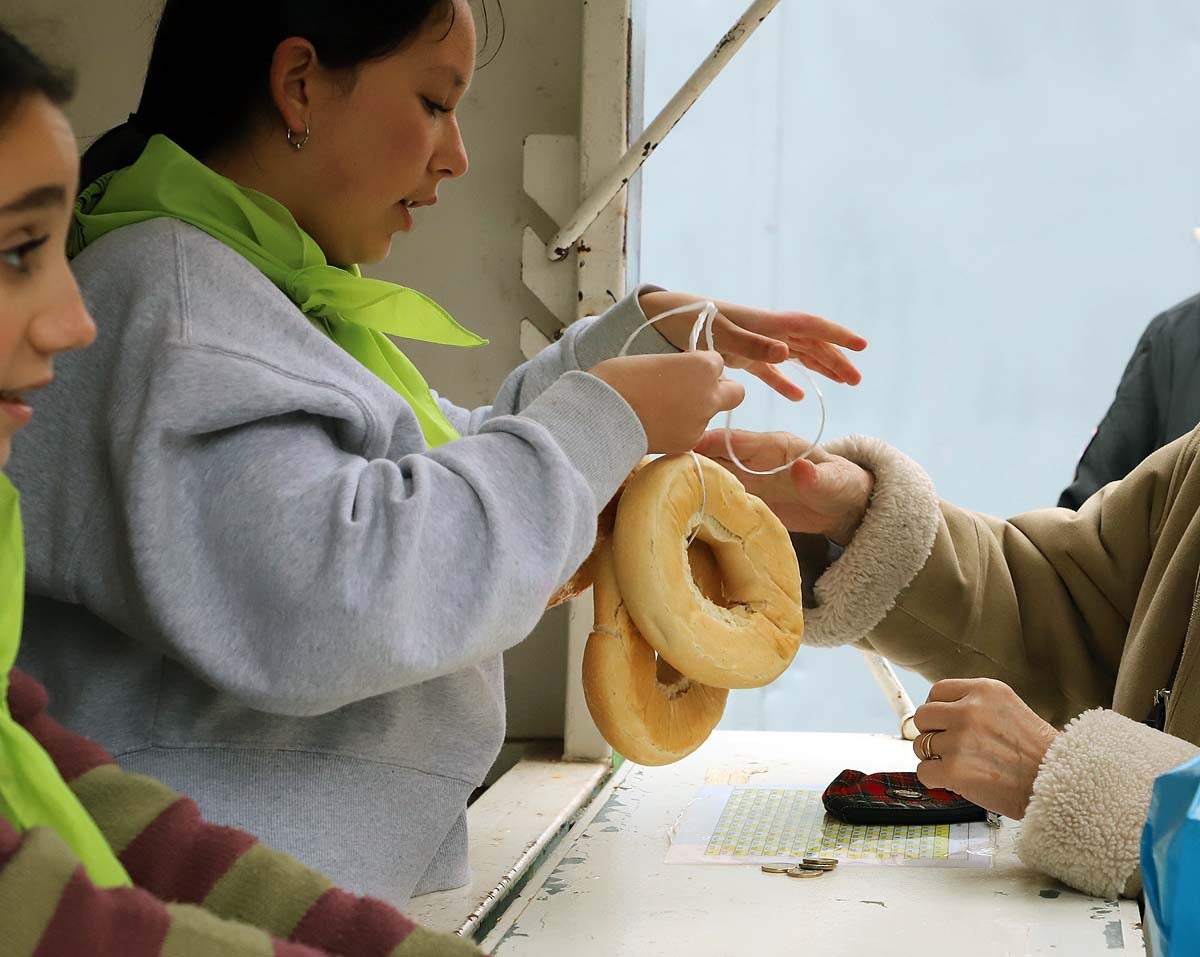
[4,668,487,957]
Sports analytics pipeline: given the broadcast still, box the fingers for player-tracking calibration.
[692,431,729,460]
[708,302,867,384]
[794,344,863,386]
[712,315,790,365]
[912,701,957,733]
[713,377,746,413]
[793,356,847,385]
[915,757,954,792]
[913,728,962,792]
[781,314,868,352]
[746,362,806,401]
[715,301,867,351]
[734,338,862,388]
[925,677,981,703]
[694,429,807,468]
[694,428,777,462]
[788,457,819,488]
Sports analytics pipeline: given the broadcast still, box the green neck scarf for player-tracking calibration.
[70,135,485,448]
[0,475,130,887]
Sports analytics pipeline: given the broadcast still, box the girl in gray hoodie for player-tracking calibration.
[13,0,866,905]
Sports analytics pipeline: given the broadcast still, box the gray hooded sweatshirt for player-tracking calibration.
[12,218,666,905]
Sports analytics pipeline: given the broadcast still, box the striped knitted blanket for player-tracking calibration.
[0,669,486,957]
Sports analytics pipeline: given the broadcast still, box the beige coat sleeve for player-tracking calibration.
[1018,708,1198,898]
[805,433,1187,726]
[802,432,1200,898]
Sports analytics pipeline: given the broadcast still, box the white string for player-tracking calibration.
[617,300,719,359]
[618,300,828,475]
[721,365,825,475]
[618,303,719,546]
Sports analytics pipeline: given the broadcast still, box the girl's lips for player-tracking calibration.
[0,396,33,428]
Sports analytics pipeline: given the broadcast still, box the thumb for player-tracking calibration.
[714,378,746,412]
[789,457,819,489]
[695,427,756,459]
[690,349,726,378]
[692,430,729,458]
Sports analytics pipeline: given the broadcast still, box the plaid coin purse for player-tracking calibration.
[821,769,987,825]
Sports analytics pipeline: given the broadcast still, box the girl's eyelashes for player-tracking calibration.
[1,235,50,276]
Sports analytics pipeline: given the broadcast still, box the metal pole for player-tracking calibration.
[861,651,920,740]
[546,0,783,260]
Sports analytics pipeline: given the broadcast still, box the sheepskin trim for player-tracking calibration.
[802,435,941,648]
[1018,708,1200,898]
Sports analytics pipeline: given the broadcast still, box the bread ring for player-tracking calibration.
[546,551,598,610]
[583,537,729,766]
[546,459,647,609]
[612,454,804,689]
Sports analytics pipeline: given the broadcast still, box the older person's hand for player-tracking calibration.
[911,678,1060,819]
[693,429,874,545]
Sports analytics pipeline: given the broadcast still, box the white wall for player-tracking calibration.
[641,0,1200,731]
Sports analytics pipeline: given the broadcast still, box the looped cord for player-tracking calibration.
[615,300,828,544]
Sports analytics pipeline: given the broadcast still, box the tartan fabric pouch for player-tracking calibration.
[821,769,987,825]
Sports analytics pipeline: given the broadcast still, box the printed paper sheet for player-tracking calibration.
[666,784,995,867]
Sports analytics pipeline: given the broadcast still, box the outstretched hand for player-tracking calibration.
[638,290,867,401]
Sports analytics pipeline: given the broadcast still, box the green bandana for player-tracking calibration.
[0,475,130,887]
[70,135,485,448]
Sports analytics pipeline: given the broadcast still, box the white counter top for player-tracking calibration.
[481,731,1144,956]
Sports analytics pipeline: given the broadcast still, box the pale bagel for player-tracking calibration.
[583,538,730,766]
[612,454,804,689]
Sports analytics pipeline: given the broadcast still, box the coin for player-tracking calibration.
[802,857,839,867]
[797,862,836,872]
[760,863,794,874]
[786,867,824,879]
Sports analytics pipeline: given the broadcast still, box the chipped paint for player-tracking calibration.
[542,875,570,898]
[704,763,769,785]
[594,793,630,825]
[714,25,747,54]
[498,925,531,946]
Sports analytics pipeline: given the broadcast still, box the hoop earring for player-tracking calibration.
[286,124,310,151]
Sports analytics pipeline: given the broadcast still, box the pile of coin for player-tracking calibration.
[760,857,840,880]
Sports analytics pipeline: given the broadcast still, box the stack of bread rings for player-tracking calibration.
[550,454,805,766]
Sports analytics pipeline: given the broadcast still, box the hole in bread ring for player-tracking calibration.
[584,540,729,766]
[612,454,804,689]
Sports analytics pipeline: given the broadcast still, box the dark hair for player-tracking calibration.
[79,0,467,187]
[0,25,75,130]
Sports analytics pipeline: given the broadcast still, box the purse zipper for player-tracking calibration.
[1149,562,1200,731]
[1147,688,1172,732]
